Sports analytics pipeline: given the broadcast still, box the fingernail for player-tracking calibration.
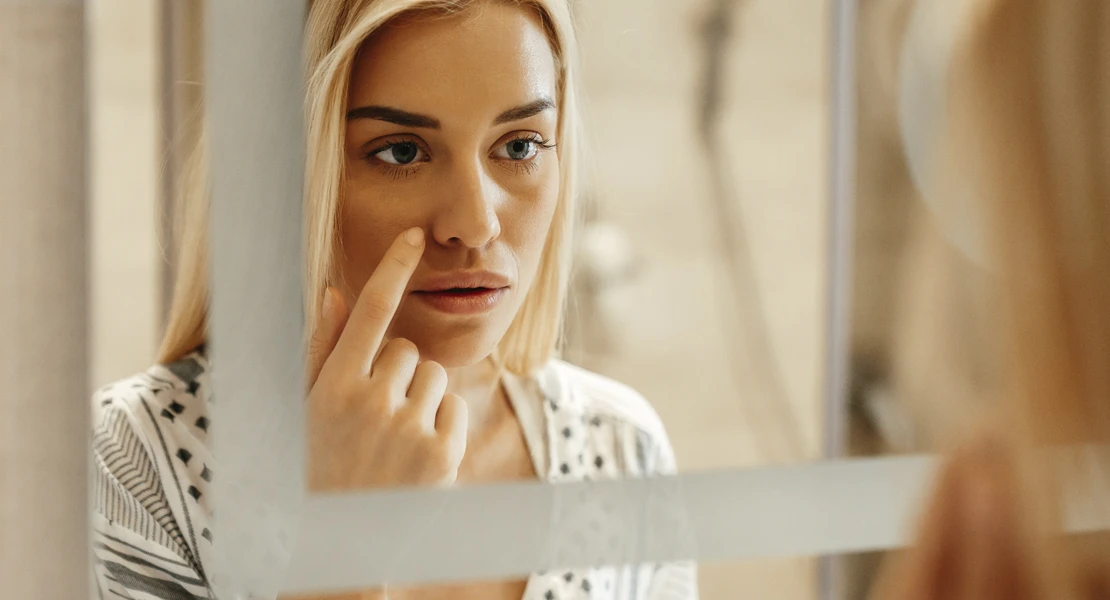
[404,227,425,247]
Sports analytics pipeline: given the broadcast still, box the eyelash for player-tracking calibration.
[362,133,556,179]
[364,137,426,180]
[503,134,556,175]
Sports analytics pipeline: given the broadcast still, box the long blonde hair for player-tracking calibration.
[158,0,583,375]
[959,0,1110,451]
[889,0,1110,595]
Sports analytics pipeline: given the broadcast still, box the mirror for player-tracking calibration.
[83,0,838,598]
[842,1,988,598]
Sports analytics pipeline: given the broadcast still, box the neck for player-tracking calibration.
[444,357,507,434]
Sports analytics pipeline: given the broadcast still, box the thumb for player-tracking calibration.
[307,286,349,391]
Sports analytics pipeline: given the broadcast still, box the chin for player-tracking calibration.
[416,339,496,368]
[391,319,507,368]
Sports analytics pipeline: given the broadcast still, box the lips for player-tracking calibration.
[409,271,511,315]
[412,271,511,293]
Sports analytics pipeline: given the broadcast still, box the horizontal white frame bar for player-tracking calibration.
[284,456,937,594]
[284,447,1110,594]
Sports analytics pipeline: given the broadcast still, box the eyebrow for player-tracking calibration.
[492,97,556,125]
[345,105,440,129]
[345,97,556,128]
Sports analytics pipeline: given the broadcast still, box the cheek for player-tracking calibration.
[501,167,560,275]
[335,181,412,291]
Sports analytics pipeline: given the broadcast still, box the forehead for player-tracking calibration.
[348,4,558,117]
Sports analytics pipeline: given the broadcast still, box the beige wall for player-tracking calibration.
[1,4,91,597]
[573,0,829,472]
[88,0,164,386]
[573,1,829,597]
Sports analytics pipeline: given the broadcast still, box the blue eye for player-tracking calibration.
[504,139,535,160]
[494,136,549,161]
[373,142,424,165]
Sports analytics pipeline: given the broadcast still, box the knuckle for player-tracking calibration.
[361,291,396,321]
[389,251,413,270]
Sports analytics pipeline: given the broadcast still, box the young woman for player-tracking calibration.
[872,0,1110,598]
[90,1,697,598]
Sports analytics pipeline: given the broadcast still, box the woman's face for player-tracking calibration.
[337,3,560,367]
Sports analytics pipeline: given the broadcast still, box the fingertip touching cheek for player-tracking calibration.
[335,3,561,368]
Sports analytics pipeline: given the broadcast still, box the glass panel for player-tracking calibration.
[570,0,830,473]
[82,0,853,599]
[205,0,307,596]
[844,0,979,597]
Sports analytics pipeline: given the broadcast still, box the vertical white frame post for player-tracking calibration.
[820,0,859,598]
[206,1,306,598]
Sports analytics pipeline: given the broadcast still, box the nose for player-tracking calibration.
[429,159,501,249]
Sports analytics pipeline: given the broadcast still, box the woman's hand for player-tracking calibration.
[305,227,469,492]
[871,437,1042,600]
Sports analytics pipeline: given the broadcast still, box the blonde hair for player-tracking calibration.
[959,0,1110,450]
[889,0,1110,595]
[159,0,583,375]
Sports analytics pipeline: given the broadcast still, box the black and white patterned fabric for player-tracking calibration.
[91,349,698,599]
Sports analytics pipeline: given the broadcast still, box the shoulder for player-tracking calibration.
[546,360,666,438]
[538,360,676,476]
[91,351,215,575]
[93,350,212,448]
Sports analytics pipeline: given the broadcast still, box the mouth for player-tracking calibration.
[410,272,511,315]
[416,287,498,295]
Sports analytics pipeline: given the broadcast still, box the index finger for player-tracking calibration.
[330,227,425,376]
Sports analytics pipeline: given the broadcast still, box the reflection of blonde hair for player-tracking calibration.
[959,0,1110,452]
[158,0,582,375]
[897,0,1110,594]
